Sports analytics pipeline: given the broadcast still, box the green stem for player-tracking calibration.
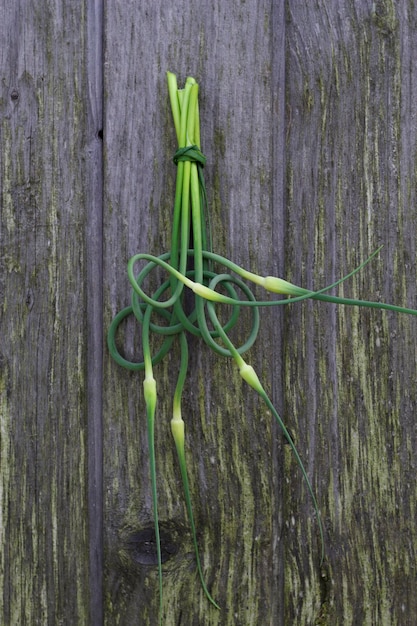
[142,305,163,622]
[167,72,181,143]
[171,333,220,609]
[109,74,417,613]
[127,249,417,313]
[206,300,325,562]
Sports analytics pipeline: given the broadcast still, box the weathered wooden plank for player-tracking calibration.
[103,1,286,624]
[4,1,415,624]
[85,1,104,624]
[0,1,97,623]
[284,1,417,623]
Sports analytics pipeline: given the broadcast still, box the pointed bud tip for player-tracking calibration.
[263,276,304,295]
[239,363,263,393]
[143,376,157,407]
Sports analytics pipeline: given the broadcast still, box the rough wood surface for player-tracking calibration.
[102,1,285,624]
[0,0,95,623]
[283,2,417,624]
[2,0,417,624]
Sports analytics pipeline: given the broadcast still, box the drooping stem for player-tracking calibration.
[171,332,220,609]
[108,73,417,620]
[142,305,163,622]
[205,296,325,562]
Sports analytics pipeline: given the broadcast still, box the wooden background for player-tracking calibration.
[1,1,417,624]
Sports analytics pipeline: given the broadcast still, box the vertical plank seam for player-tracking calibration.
[86,1,104,624]
[270,1,287,624]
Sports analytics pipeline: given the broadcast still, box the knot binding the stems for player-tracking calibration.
[173,145,206,167]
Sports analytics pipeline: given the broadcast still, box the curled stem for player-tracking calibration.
[171,335,220,609]
[107,72,417,618]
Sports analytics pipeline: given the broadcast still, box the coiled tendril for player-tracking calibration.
[107,72,417,621]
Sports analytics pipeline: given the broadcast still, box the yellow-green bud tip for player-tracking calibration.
[263,276,305,296]
[239,363,263,394]
[171,418,185,444]
[143,376,157,411]
[191,282,227,302]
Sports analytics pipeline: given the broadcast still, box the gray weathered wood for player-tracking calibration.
[2,0,417,624]
[283,1,417,623]
[103,0,285,624]
[86,1,104,624]
[0,0,96,623]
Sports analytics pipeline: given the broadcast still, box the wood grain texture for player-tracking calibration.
[102,0,285,624]
[283,1,417,623]
[2,0,417,624]
[85,1,104,623]
[0,1,96,623]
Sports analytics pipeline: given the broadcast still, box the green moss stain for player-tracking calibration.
[1,124,17,235]
[0,360,11,608]
[372,0,398,35]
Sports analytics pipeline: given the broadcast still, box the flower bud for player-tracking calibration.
[171,418,185,446]
[191,282,229,302]
[263,276,305,296]
[143,376,157,413]
[239,363,263,394]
